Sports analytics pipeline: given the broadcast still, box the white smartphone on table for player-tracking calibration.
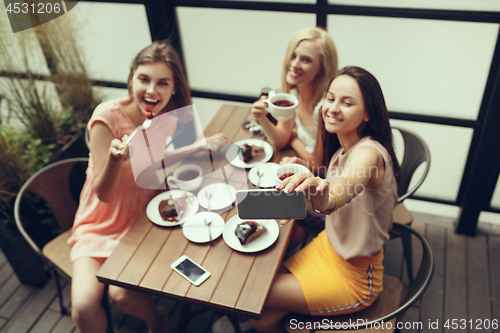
[236,189,307,220]
[171,255,210,286]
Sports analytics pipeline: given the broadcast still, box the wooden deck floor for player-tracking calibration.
[1,212,499,333]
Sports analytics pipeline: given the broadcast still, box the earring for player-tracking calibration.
[172,91,176,95]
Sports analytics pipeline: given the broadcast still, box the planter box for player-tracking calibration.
[1,222,49,287]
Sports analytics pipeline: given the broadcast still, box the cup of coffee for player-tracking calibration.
[263,91,298,122]
[167,164,203,192]
[275,163,310,183]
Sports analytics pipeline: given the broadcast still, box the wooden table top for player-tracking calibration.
[96,104,298,319]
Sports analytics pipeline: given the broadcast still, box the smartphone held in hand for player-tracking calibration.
[236,189,307,220]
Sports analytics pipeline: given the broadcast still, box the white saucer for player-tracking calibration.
[147,190,199,227]
[223,215,279,253]
[198,183,236,211]
[182,212,225,243]
[248,163,280,188]
[225,139,273,169]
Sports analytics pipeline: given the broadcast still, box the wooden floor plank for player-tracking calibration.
[0,283,34,319]
[0,262,14,287]
[50,315,76,333]
[1,275,58,333]
[420,224,445,333]
[28,309,61,333]
[0,318,6,332]
[0,274,21,309]
[399,306,421,333]
[444,227,467,333]
[0,251,6,267]
[400,222,425,333]
[468,234,493,333]
[489,235,500,333]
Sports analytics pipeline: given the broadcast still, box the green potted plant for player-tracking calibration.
[0,14,101,286]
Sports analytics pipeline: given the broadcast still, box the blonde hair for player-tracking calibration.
[127,40,191,114]
[280,27,338,110]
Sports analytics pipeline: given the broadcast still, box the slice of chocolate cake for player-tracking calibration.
[239,143,265,163]
[235,221,267,245]
[158,194,192,222]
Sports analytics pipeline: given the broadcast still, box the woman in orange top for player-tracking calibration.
[68,40,225,333]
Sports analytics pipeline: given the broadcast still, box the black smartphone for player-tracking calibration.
[236,189,307,220]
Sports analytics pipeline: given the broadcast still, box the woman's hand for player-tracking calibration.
[206,133,228,143]
[251,96,269,120]
[280,156,309,169]
[111,136,130,160]
[276,172,330,226]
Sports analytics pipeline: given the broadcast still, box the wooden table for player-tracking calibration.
[96,104,297,320]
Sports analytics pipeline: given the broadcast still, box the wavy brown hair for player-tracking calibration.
[320,66,401,183]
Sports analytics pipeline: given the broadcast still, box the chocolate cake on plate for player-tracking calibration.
[235,221,267,245]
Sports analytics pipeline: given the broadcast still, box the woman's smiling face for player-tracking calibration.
[129,62,175,116]
[286,39,322,88]
[322,74,369,139]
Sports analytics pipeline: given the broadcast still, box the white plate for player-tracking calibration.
[198,183,236,211]
[226,139,273,169]
[248,162,280,188]
[147,190,199,227]
[223,215,279,253]
[182,212,225,243]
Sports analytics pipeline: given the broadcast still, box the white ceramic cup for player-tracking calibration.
[275,163,311,183]
[167,164,203,192]
[263,91,298,122]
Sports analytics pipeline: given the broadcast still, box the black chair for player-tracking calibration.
[391,127,431,283]
[285,222,435,333]
[13,157,113,333]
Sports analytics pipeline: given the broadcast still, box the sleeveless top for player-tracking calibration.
[68,101,177,261]
[325,137,398,260]
[291,89,323,154]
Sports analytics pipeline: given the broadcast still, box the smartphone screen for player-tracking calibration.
[171,255,210,286]
[236,189,306,220]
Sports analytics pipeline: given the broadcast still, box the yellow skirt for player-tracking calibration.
[284,230,384,316]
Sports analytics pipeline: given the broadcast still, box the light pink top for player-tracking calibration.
[68,101,177,261]
[325,137,398,260]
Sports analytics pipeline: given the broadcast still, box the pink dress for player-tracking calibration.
[68,101,177,261]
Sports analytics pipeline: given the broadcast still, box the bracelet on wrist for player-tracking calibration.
[315,189,339,215]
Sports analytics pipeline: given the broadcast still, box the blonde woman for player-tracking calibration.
[252,27,338,168]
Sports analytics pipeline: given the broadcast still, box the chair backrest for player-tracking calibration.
[13,157,88,258]
[393,127,431,203]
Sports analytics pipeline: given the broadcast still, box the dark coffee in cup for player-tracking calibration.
[178,170,199,181]
[272,100,295,107]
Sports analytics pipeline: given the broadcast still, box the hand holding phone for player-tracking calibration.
[171,255,210,286]
[236,189,307,220]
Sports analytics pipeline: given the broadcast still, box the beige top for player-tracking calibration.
[325,136,398,260]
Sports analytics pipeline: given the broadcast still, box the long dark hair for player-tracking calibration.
[127,40,191,114]
[320,66,401,183]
